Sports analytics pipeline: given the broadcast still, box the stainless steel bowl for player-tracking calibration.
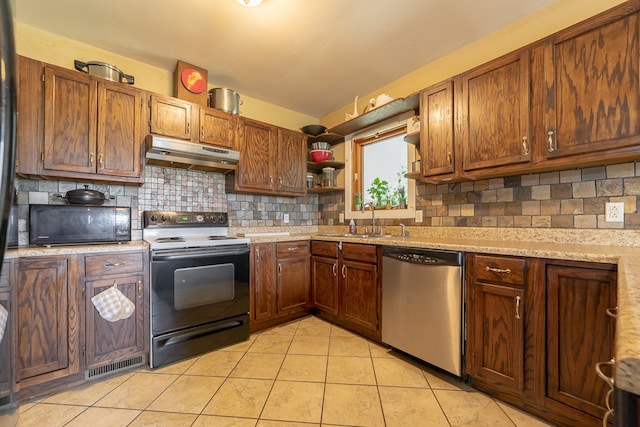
[311,141,331,150]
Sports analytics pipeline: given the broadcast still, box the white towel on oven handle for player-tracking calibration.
[91,284,134,322]
[0,303,7,344]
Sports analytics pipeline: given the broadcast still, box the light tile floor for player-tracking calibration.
[19,316,553,426]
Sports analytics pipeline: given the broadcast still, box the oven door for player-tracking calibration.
[150,244,250,335]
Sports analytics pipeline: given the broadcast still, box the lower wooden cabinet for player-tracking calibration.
[311,241,381,341]
[250,241,311,331]
[466,253,617,427]
[81,251,148,371]
[16,256,79,388]
[13,248,149,398]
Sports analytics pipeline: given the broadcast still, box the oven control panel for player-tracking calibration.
[144,211,229,227]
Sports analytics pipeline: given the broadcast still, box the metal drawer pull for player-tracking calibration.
[485,266,511,274]
[521,136,529,156]
[595,358,615,387]
[105,262,128,267]
[606,307,618,319]
[515,296,521,319]
[287,247,299,251]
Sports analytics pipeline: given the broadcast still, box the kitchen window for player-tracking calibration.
[345,113,417,221]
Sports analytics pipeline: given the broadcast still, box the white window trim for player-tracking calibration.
[344,111,417,221]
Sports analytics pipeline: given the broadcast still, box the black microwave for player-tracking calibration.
[29,205,131,246]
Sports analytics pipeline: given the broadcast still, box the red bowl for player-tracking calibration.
[310,149,331,162]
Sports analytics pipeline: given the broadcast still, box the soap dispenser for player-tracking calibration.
[349,219,356,234]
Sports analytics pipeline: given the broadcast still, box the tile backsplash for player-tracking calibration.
[13,161,640,246]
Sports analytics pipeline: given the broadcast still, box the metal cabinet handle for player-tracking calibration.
[137,280,142,297]
[595,358,615,387]
[279,177,283,186]
[98,153,104,168]
[337,242,342,251]
[547,130,555,152]
[521,136,529,156]
[341,265,346,278]
[269,176,274,187]
[186,122,190,134]
[105,262,127,267]
[332,263,337,276]
[256,248,260,262]
[606,307,618,319]
[447,152,452,166]
[90,152,95,166]
[278,263,282,274]
[485,266,511,274]
[201,127,205,138]
[515,296,521,319]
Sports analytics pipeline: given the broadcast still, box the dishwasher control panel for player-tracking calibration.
[382,246,463,266]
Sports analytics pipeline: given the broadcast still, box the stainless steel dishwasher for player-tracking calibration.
[382,246,464,377]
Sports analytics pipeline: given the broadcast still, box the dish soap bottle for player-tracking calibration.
[349,219,356,234]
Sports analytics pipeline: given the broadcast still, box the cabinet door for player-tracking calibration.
[467,282,525,392]
[311,256,339,315]
[235,118,277,192]
[43,65,97,174]
[149,94,194,140]
[199,108,235,148]
[0,288,13,403]
[276,256,310,314]
[85,275,145,369]
[96,81,144,178]
[251,243,276,322]
[544,12,640,159]
[421,80,456,177]
[460,51,531,172]
[277,129,307,195]
[16,257,69,380]
[16,55,43,176]
[340,260,378,333]
[546,264,616,418]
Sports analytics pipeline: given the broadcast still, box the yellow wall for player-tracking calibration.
[15,22,317,130]
[321,0,628,127]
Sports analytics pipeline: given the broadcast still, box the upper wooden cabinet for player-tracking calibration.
[17,56,145,184]
[230,116,307,196]
[149,94,235,149]
[543,7,640,161]
[459,50,532,174]
[420,80,457,179]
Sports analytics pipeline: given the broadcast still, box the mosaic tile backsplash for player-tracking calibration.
[13,161,640,246]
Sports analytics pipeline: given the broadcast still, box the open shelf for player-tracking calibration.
[404,131,420,147]
[306,132,344,145]
[327,92,420,137]
[404,171,422,180]
[307,186,345,194]
[307,160,345,173]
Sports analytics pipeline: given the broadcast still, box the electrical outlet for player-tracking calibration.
[339,212,345,223]
[283,213,289,224]
[415,209,423,223]
[605,202,624,222]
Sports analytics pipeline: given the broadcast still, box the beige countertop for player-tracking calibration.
[5,240,149,258]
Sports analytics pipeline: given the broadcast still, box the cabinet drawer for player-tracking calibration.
[311,241,338,258]
[277,241,309,258]
[85,252,144,277]
[474,255,525,285]
[342,243,377,264]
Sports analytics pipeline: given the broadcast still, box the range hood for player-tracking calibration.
[145,135,239,173]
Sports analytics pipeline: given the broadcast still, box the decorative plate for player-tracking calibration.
[181,68,206,94]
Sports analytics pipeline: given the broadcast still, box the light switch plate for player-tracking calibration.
[339,212,345,223]
[283,213,289,224]
[415,209,423,223]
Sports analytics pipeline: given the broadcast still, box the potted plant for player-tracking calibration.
[397,185,407,209]
[367,177,389,209]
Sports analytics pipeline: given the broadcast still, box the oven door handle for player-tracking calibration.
[152,247,250,260]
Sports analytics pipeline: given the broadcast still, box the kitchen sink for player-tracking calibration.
[318,233,391,239]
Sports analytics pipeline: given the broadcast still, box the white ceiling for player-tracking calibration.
[15,0,557,118]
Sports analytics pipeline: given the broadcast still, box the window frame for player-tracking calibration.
[344,112,417,221]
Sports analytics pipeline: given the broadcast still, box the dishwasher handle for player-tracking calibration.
[383,246,463,266]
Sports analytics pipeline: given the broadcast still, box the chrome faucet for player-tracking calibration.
[364,202,376,235]
[400,223,407,237]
